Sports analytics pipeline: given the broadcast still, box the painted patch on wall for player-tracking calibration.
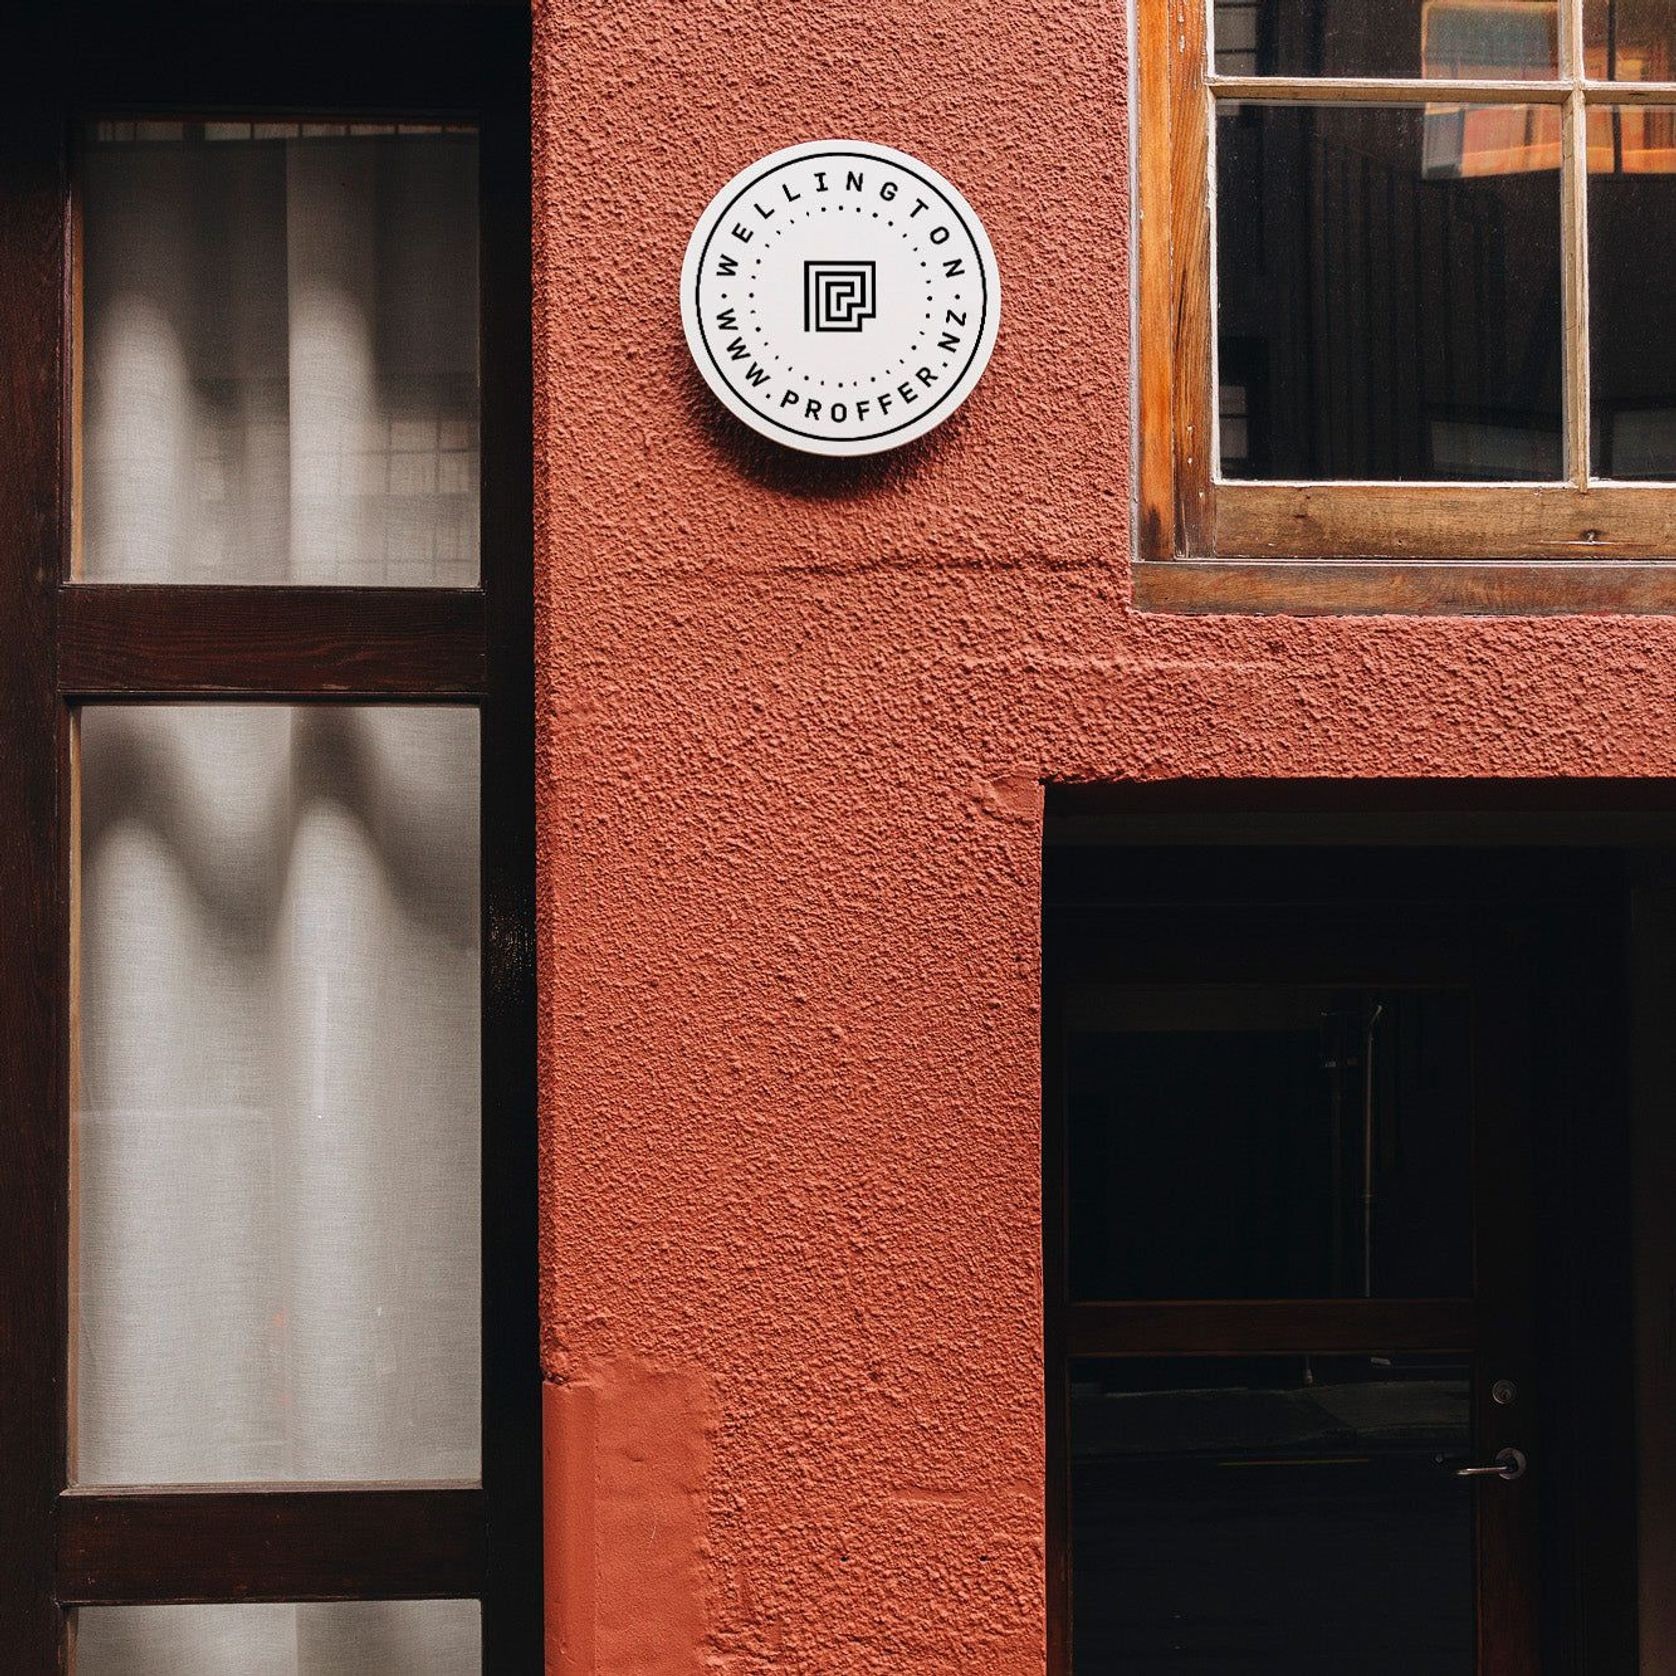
[680,140,1001,457]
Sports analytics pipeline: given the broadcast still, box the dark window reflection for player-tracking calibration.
[1213,0,1557,79]
[1586,0,1676,78]
[1589,106,1676,475]
[1217,103,1563,479]
[1070,1355,1475,1675]
[1067,987,1472,1300]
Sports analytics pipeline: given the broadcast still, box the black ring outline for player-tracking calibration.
[694,151,992,444]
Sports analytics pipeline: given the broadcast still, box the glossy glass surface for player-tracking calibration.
[1071,1355,1475,1674]
[80,121,479,584]
[1588,106,1676,475]
[1585,0,1676,77]
[74,1600,479,1676]
[75,706,480,1483]
[1067,986,1473,1300]
[1213,0,1557,78]
[1217,102,1564,479]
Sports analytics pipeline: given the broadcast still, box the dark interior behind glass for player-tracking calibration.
[1214,0,1559,77]
[1071,1355,1475,1675]
[1216,102,1565,481]
[1068,986,1473,1301]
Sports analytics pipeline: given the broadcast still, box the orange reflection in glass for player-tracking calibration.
[1422,103,1561,176]
[1585,0,1676,80]
[1421,2,1561,176]
[1588,104,1676,170]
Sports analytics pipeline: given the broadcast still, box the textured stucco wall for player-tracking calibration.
[531,3,1676,1670]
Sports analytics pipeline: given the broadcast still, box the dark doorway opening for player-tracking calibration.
[1045,807,1655,1676]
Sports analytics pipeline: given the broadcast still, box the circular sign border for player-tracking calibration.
[680,139,1001,458]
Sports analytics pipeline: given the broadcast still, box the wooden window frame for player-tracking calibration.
[0,5,538,1669]
[1134,0,1676,613]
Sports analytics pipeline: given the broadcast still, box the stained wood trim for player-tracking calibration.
[0,11,69,1668]
[1209,75,1570,103]
[1560,97,1591,490]
[1560,0,1591,486]
[1068,1298,1477,1356]
[58,586,486,697]
[1169,0,1214,555]
[1468,929,1544,1671]
[475,20,543,1672]
[1135,558,1676,613]
[1211,481,1676,561]
[13,9,541,1668]
[1042,979,1071,1676]
[1206,76,1676,108]
[1560,0,1584,115]
[1133,0,1175,562]
[1137,0,1676,597]
[55,1485,484,1604]
[1580,79,1676,104]
[71,7,492,118]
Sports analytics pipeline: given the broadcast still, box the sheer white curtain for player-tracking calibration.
[82,125,479,585]
[75,1601,480,1676]
[76,704,481,1485]
[74,123,484,1676]
[75,708,481,1673]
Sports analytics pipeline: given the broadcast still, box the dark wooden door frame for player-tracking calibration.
[0,5,537,1669]
[1043,854,1638,1675]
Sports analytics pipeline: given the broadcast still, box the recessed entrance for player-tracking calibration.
[1045,822,1652,1674]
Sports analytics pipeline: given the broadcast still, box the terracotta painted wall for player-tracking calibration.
[531,3,1676,1670]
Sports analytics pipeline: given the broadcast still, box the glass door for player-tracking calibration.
[0,8,536,1672]
[1047,908,1543,1674]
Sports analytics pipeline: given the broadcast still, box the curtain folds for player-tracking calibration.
[76,705,481,1484]
[75,1600,481,1676]
[82,127,479,585]
[74,707,481,1676]
[74,125,484,1675]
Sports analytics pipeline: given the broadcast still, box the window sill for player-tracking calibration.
[1134,560,1676,616]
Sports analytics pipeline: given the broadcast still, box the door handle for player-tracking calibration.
[1456,1447,1527,1482]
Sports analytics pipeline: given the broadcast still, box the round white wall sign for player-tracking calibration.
[681,140,1001,457]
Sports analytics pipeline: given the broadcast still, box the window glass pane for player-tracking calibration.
[80,122,478,584]
[1588,105,1676,476]
[1071,1355,1475,1674]
[1067,987,1473,1300]
[1585,0,1676,77]
[74,706,479,1483]
[1214,0,1558,78]
[1217,102,1564,480]
[74,1600,479,1676]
